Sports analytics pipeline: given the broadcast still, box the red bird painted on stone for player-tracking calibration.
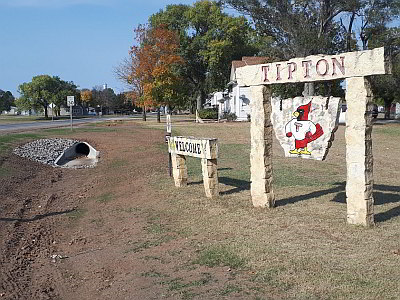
[285,101,324,155]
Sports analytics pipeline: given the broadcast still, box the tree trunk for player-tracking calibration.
[143,106,147,121]
[44,106,48,118]
[346,12,356,52]
[384,101,392,119]
[157,107,161,123]
[303,82,315,96]
[196,92,202,112]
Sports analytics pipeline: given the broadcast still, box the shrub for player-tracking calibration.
[223,112,237,122]
[198,108,218,119]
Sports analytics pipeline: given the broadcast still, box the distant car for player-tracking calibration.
[372,104,378,118]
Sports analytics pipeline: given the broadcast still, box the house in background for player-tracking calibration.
[59,105,85,116]
[1,106,19,115]
[204,91,228,114]
[390,102,400,119]
[213,56,270,121]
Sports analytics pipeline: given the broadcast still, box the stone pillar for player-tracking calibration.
[171,154,188,187]
[345,77,374,226]
[201,158,219,198]
[250,85,275,208]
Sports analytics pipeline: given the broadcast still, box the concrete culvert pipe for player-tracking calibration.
[54,142,99,168]
[75,143,90,156]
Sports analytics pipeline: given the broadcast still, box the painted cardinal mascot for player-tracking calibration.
[285,101,324,155]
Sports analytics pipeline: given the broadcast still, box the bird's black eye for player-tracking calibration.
[298,109,304,114]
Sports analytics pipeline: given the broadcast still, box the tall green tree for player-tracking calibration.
[17,75,79,118]
[221,0,360,95]
[369,27,400,118]
[221,0,356,57]
[18,75,58,118]
[52,78,80,116]
[150,0,259,110]
[91,87,117,114]
[357,0,400,50]
[0,90,15,113]
[222,0,400,97]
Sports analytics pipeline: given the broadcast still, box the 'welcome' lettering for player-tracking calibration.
[168,137,217,160]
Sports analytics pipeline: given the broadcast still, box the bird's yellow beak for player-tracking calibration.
[293,111,299,118]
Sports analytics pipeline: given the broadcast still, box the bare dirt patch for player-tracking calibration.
[0,120,400,300]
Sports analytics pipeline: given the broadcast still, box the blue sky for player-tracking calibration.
[0,0,198,96]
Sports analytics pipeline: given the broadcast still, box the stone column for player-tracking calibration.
[171,154,188,187]
[201,158,219,198]
[250,85,275,208]
[345,77,374,226]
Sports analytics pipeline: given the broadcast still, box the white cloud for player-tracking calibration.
[0,0,110,8]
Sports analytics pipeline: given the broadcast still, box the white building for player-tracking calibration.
[219,57,271,121]
[390,102,400,119]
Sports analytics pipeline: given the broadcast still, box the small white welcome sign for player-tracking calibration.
[168,136,218,160]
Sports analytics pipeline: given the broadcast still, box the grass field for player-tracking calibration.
[142,119,400,299]
[0,114,103,124]
[1,119,400,299]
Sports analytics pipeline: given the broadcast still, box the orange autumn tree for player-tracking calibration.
[115,52,145,118]
[131,24,187,122]
[80,89,92,107]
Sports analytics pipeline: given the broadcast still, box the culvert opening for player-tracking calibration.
[75,143,90,156]
[54,141,99,168]
[13,138,100,169]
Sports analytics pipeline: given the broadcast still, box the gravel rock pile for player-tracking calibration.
[13,138,80,166]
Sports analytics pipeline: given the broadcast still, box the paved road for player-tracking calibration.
[0,115,148,133]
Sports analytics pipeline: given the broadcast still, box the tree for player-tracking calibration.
[80,89,93,107]
[357,0,400,50]
[91,87,117,114]
[52,78,80,117]
[135,24,187,121]
[111,93,135,113]
[14,96,31,113]
[0,90,15,113]
[222,0,400,96]
[17,75,79,118]
[221,0,357,57]
[221,0,364,95]
[116,24,187,121]
[150,0,259,110]
[370,56,400,118]
[115,32,147,120]
[18,75,56,118]
[369,27,400,118]
[115,56,143,108]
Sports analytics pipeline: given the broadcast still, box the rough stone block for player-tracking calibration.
[345,76,374,226]
[235,47,390,87]
[171,154,188,188]
[201,158,219,198]
[250,85,275,208]
[251,193,275,208]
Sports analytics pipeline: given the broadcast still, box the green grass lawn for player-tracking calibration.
[148,121,400,300]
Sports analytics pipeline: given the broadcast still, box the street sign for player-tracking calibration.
[166,114,172,134]
[67,96,75,106]
[67,96,74,131]
[166,114,172,177]
[49,103,55,108]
